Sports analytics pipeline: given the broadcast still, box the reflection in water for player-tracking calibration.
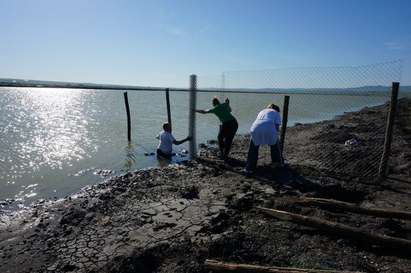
[123,143,137,172]
[157,154,172,168]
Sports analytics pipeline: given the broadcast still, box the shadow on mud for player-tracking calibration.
[197,157,367,203]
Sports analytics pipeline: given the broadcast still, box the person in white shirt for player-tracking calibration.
[156,123,190,160]
[245,104,283,174]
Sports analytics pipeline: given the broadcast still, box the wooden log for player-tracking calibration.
[257,207,411,250]
[205,259,363,273]
[188,75,197,158]
[123,92,131,142]
[379,82,400,178]
[292,197,411,220]
[280,96,290,155]
[165,88,172,130]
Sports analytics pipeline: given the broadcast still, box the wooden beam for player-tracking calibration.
[379,82,400,178]
[280,95,290,155]
[123,92,131,142]
[205,259,363,273]
[189,75,197,158]
[165,88,172,130]
[291,197,411,220]
[258,207,411,250]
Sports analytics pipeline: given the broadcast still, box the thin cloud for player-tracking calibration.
[167,26,187,37]
[384,42,406,51]
[199,24,211,34]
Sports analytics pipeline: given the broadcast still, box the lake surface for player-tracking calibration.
[0,87,399,205]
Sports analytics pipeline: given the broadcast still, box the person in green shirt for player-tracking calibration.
[196,97,238,160]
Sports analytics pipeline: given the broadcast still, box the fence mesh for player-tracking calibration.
[198,60,403,178]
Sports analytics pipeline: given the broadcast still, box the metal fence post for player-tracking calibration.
[280,95,290,155]
[123,92,131,142]
[378,82,400,178]
[165,88,172,130]
[189,75,197,158]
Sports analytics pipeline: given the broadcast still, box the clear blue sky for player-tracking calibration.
[0,0,410,87]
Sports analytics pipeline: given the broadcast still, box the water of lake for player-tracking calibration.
[0,87,396,204]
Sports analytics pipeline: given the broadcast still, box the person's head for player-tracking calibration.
[267,103,280,112]
[163,122,171,132]
[212,97,220,106]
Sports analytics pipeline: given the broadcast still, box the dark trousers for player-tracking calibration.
[218,119,238,158]
[156,149,172,160]
[245,139,282,171]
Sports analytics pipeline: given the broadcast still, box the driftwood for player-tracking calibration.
[257,207,411,250]
[205,259,363,273]
[291,197,411,220]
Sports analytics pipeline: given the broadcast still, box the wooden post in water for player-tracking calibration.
[189,75,197,158]
[123,92,131,142]
[378,82,400,178]
[280,95,290,155]
[165,88,172,130]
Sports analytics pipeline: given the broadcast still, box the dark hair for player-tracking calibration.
[163,122,171,131]
[267,103,280,112]
[212,97,220,106]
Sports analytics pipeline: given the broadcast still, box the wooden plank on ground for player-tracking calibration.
[291,197,411,220]
[205,259,364,273]
[257,207,411,250]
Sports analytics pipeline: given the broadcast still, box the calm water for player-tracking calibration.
[0,87,394,204]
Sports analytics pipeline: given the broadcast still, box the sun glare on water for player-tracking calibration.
[0,88,93,200]
[17,88,90,168]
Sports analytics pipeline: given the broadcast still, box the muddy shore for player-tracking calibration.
[0,99,410,273]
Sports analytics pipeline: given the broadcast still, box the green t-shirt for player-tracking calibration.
[208,103,235,123]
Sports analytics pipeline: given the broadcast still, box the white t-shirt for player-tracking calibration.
[157,131,176,154]
[250,109,282,145]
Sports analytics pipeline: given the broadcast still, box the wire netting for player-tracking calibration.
[198,60,404,178]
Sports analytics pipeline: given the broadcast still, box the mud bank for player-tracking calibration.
[0,99,410,273]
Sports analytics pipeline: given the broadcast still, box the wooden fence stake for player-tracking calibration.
[165,88,172,130]
[379,82,400,178]
[280,95,290,155]
[123,92,131,142]
[189,75,197,158]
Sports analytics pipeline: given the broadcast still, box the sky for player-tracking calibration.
[0,0,410,88]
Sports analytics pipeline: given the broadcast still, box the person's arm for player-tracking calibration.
[195,109,209,114]
[173,136,191,145]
